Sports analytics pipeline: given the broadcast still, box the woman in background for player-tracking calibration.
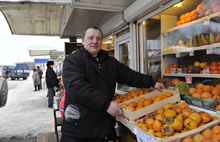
[32,68,40,91]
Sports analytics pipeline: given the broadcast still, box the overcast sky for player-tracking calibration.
[0,12,69,65]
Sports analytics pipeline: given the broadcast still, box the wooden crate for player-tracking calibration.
[116,89,180,132]
[118,89,180,121]
[134,105,220,142]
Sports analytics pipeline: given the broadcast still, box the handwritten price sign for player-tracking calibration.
[134,128,156,142]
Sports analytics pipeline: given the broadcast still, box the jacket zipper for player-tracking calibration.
[99,63,101,69]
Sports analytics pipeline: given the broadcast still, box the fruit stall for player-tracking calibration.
[114,0,220,141]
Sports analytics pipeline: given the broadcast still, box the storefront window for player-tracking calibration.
[102,36,115,57]
[139,18,161,80]
[117,42,130,91]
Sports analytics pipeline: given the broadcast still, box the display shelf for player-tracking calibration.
[163,73,220,78]
[162,43,220,56]
[164,11,220,34]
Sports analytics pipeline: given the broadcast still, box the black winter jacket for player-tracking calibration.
[46,67,59,89]
[61,46,156,139]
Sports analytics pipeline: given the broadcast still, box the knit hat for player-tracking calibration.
[47,61,54,67]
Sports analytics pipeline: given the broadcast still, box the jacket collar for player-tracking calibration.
[80,45,109,62]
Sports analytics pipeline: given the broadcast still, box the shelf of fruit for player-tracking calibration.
[163,73,220,78]
[164,11,220,34]
[162,43,220,56]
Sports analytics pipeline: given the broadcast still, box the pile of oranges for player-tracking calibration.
[120,91,173,113]
[136,102,218,139]
[182,124,220,142]
[188,83,220,99]
[200,61,220,74]
[116,88,151,104]
[176,10,199,26]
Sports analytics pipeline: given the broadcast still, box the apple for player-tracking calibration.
[199,13,205,18]
[215,33,220,43]
[205,9,213,16]
[171,78,181,85]
[196,3,208,13]
[213,5,220,13]
[211,1,219,9]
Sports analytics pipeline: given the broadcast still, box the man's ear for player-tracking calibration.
[82,38,84,45]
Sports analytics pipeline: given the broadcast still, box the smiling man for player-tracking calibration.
[61,26,164,142]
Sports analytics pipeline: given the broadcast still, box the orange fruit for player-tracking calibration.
[188,88,197,95]
[210,86,215,91]
[196,88,203,94]
[131,102,137,108]
[197,83,204,89]
[157,93,163,97]
[218,66,220,71]
[216,104,220,110]
[180,19,186,24]
[161,95,168,100]
[127,102,135,108]
[202,85,211,92]
[201,129,214,140]
[154,97,163,102]
[211,65,218,71]
[191,10,198,15]
[211,89,220,96]
[211,61,218,66]
[180,14,186,20]
[136,106,143,110]
[121,103,127,109]
[185,16,192,23]
[165,91,173,97]
[137,101,144,107]
[116,98,122,103]
[176,21,181,26]
[212,70,219,74]
[143,100,151,107]
[201,92,212,99]
[185,12,193,17]
[139,97,146,102]
[216,84,220,89]
[192,93,201,99]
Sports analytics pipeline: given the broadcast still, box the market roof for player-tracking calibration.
[26,46,63,61]
[0,0,173,38]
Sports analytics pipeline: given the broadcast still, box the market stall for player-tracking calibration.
[113,0,220,141]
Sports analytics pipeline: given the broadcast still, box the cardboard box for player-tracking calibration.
[183,94,218,110]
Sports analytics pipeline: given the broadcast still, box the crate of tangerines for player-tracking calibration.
[116,89,180,132]
[183,83,220,110]
[135,102,220,142]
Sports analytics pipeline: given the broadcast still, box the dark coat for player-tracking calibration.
[62,46,156,139]
[37,69,43,79]
[46,67,59,89]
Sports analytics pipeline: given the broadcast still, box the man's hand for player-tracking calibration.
[107,101,124,117]
[154,82,165,92]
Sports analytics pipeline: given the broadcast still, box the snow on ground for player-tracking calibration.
[0,75,61,139]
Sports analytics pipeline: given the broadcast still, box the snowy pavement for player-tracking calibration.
[0,76,61,140]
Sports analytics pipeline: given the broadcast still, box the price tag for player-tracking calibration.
[206,47,213,54]
[189,51,194,56]
[177,68,182,74]
[214,43,219,48]
[134,128,156,142]
[168,87,174,90]
[204,18,210,25]
[172,68,176,74]
[185,76,192,84]
[176,52,180,58]
[203,68,209,74]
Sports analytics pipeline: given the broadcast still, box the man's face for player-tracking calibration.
[82,28,103,57]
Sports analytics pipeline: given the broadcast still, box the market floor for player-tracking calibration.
[0,75,61,141]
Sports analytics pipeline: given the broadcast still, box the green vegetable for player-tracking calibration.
[173,81,190,95]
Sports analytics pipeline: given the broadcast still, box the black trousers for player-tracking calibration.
[47,88,55,107]
[60,134,105,142]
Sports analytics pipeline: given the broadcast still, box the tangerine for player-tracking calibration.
[212,70,219,74]
[176,21,181,26]
[188,88,197,95]
[165,91,173,97]
[211,65,218,71]
[201,92,212,99]
[180,14,186,20]
[143,100,151,107]
[197,83,204,89]
[136,106,143,110]
[202,85,211,92]
[211,89,220,96]
[139,97,146,102]
[196,88,203,94]
[192,93,201,99]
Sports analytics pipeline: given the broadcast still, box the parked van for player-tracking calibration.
[6,63,30,80]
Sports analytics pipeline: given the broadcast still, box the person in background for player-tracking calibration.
[46,61,59,108]
[36,66,43,90]
[61,26,165,142]
[32,68,40,91]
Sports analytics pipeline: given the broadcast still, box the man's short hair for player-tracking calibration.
[47,61,54,68]
[82,26,103,39]
[37,66,40,69]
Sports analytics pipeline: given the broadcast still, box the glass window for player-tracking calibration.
[117,42,130,91]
